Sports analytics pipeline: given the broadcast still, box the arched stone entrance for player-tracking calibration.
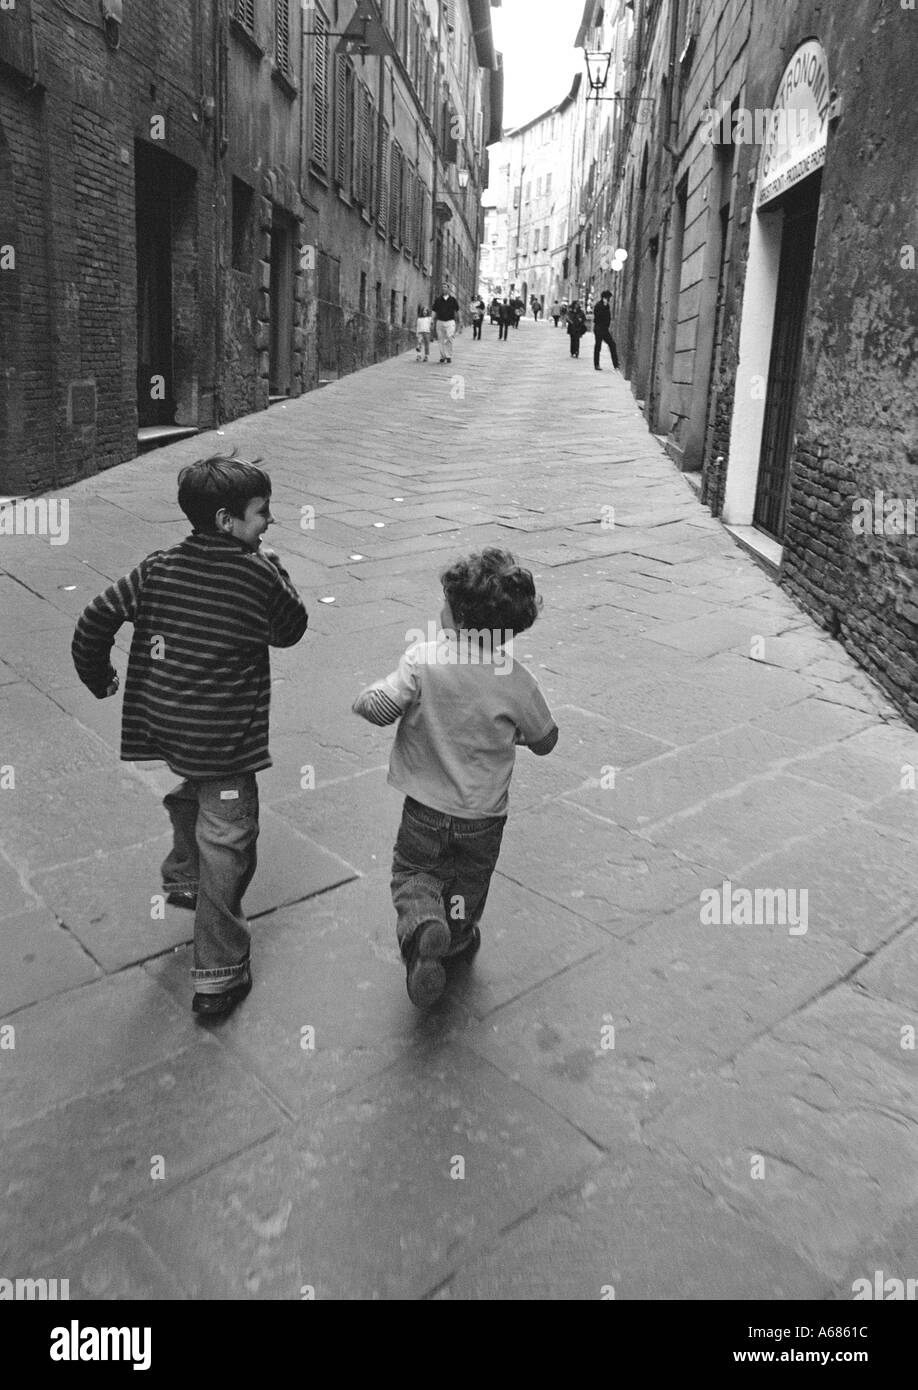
[723,38,831,546]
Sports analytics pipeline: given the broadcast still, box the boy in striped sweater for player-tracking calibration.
[72,456,308,1017]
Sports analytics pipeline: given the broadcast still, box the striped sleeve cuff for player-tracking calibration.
[352,687,405,726]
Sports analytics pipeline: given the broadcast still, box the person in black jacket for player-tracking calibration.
[593,289,620,370]
[566,301,587,357]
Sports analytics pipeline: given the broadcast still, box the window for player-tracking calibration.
[231,177,254,269]
[375,280,382,320]
[545,172,552,196]
[311,7,330,173]
[543,225,550,251]
[359,272,367,314]
[536,176,542,198]
[275,0,291,74]
[235,0,255,32]
[390,288,397,325]
[525,181,531,202]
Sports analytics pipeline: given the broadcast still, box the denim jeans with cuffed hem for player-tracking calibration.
[161,773,259,994]
[390,796,506,957]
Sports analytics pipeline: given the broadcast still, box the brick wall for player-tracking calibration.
[0,0,217,494]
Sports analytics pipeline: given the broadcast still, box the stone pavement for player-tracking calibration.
[3,318,918,1301]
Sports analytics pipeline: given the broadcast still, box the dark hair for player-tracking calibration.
[601,289,612,300]
[177,453,271,532]
[440,548,542,637]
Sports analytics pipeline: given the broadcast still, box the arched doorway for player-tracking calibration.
[723,39,831,544]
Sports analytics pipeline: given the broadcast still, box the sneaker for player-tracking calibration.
[192,961,252,1019]
[403,920,451,1008]
[166,890,197,910]
[445,923,481,960]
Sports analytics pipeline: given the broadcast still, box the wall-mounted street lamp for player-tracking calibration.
[582,49,655,120]
[584,51,613,96]
[303,0,396,58]
[457,167,470,190]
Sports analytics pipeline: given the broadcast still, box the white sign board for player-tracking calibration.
[756,40,830,208]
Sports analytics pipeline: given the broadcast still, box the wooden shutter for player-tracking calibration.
[312,9,329,171]
[378,120,389,230]
[389,145,400,244]
[334,55,348,185]
[235,0,255,31]
[275,0,290,72]
[358,87,371,206]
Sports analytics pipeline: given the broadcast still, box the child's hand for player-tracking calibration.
[259,546,281,566]
[104,673,120,697]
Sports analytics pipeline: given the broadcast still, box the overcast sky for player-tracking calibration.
[491,0,586,131]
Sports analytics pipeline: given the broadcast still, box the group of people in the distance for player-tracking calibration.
[414,282,620,371]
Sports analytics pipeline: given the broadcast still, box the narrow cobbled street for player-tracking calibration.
[3,320,918,1300]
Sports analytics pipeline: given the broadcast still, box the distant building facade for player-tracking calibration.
[483,76,581,311]
[569,0,918,728]
[0,0,500,495]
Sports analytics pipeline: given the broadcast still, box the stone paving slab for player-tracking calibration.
[30,1223,187,1301]
[643,987,918,1282]
[134,1045,600,1300]
[436,1150,825,1301]
[500,799,726,929]
[0,907,101,1016]
[0,766,164,874]
[855,923,918,1013]
[1,1042,284,1268]
[564,723,802,831]
[720,818,918,954]
[465,902,859,1149]
[647,772,865,870]
[32,809,359,971]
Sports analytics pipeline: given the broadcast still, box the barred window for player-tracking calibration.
[235,0,255,32]
[275,0,291,73]
[311,7,330,173]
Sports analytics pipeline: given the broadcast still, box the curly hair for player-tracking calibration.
[177,452,271,532]
[440,548,542,637]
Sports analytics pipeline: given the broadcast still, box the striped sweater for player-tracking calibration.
[71,532,308,778]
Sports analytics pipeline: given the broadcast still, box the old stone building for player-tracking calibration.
[0,0,499,495]
[0,0,221,493]
[485,76,583,312]
[570,0,918,726]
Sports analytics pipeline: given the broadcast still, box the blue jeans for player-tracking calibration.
[160,773,259,993]
[390,797,506,956]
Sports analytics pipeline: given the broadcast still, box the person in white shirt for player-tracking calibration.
[353,548,559,1008]
[415,306,432,362]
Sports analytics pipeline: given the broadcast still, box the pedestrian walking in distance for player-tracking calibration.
[550,299,561,326]
[71,456,308,1018]
[415,305,432,362]
[567,300,587,357]
[352,548,559,1008]
[498,297,512,341]
[431,282,460,363]
[593,288,620,370]
[471,296,485,340]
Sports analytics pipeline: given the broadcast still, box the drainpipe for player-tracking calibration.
[212,0,227,426]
